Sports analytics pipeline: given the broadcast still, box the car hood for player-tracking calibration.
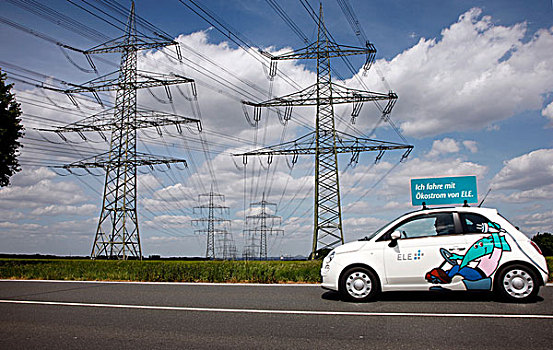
[334,241,367,254]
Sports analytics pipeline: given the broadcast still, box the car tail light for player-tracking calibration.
[530,241,543,255]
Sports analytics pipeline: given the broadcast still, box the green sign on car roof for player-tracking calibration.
[411,176,478,206]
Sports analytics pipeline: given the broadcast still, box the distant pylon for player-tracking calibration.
[192,187,235,259]
[243,194,283,260]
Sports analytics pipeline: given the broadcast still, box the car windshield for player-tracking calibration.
[360,222,391,241]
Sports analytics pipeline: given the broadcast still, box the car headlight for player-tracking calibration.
[325,251,335,264]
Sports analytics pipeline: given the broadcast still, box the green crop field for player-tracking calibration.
[0,259,323,283]
[1,258,551,283]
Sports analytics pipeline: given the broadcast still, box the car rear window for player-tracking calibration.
[459,213,489,233]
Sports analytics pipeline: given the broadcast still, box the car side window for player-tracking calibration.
[388,213,456,239]
[459,213,489,233]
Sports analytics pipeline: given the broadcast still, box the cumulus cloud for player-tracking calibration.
[426,138,478,157]
[9,167,57,187]
[427,138,460,157]
[30,204,97,216]
[514,210,553,234]
[143,214,193,229]
[542,101,553,125]
[463,140,478,153]
[0,178,89,209]
[353,8,553,137]
[138,30,314,136]
[492,148,553,191]
[498,184,553,203]
[343,216,389,238]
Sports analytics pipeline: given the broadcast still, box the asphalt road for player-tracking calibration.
[1,280,552,349]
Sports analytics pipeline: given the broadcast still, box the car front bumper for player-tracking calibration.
[320,261,340,291]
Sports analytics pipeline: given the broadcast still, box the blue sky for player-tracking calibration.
[0,0,552,257]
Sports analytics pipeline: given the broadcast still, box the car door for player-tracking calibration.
[457,212,510,284]
[382,212,466,287]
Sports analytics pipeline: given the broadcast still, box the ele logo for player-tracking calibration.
[397,250,424,261]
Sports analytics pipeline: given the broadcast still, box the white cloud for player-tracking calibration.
[427,138,460,157]
[354,8,553,137]
[139,30,314,136]
[498,184,553,203]
[426,139,478,157]
[9,167,56,186]
[30,204,97,216]
[514,210,553,234]
[542,101,553,125]
[343,216,389,237]
[492,148,553,191]
[143,214,193,229]
[462,140,478,153]
[0,222,44,230]
[0,178,89,209]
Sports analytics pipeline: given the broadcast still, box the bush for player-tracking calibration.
[532,232,553,256]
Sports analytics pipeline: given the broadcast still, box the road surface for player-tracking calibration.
[1,280,552,349]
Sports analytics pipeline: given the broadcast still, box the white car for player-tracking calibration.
[321,206,549,302]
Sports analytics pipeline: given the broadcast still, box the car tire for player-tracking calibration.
[339,266,380,302]
[495,264,540,303]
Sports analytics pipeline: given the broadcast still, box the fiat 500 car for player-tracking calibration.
[321,207,549,302]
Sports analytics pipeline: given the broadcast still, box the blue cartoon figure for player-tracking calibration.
[425,222,511,290]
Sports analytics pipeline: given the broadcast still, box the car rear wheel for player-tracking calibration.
[340,267,380,302]
[495,264,540,302]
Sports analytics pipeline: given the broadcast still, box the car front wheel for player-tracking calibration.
[340,266,380,302]
[495,264,540,302]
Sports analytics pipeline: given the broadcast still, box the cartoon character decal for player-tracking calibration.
[425,222,511,291]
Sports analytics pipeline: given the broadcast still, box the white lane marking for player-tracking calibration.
[1,299,552,319]
[0,279,320,287]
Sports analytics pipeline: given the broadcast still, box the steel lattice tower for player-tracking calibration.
[236,5,413,257]
[49,2,200,259]
[243,195,283,260]
[94,3,141,259]
[192,189,235,259]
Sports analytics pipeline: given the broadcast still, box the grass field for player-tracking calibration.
[1,258,551,283]
[0,259,322,283]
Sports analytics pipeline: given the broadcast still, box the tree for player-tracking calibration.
[532,232,553,257]
[0,69,24,187]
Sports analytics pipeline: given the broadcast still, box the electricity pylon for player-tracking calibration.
[236,5,413,257]
[192,189,235,259]
[243,194,283,260]
[49,2,200,259]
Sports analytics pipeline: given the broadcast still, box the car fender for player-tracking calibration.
[334,249,386,290]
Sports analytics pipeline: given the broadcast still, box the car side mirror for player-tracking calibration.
[389,230,401,247]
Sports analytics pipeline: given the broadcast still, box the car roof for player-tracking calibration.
[401,206,498,217]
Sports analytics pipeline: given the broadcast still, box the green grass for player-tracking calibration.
[1,258,551,283]
[0,259,323,283]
